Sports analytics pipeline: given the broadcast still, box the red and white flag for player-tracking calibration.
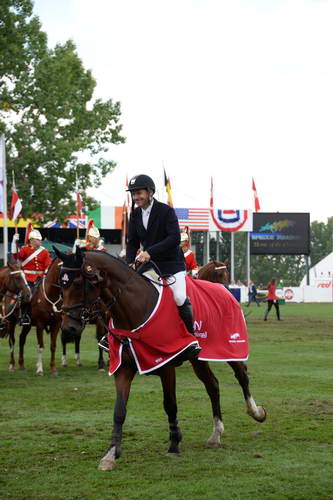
[10,190,22,221]
[252,177,260,212]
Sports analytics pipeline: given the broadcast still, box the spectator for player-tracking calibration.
[264,278,282,321]
[247,281,260,307]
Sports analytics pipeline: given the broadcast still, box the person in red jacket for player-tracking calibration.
[180,231,199,277]
[12,228,51,325]
[264,278,282,321]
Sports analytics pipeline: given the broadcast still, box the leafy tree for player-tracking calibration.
[1,0,125,222]
[310,217,333,267]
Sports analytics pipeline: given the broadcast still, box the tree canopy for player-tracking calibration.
[0,0,125,222]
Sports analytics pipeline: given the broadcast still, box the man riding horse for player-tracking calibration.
[74,220,107,252]
[98,174,197,354]
[11,226,51,325]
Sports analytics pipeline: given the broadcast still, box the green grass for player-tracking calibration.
[0,303,332,499]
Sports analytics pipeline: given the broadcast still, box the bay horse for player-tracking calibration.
[1,258,63,374]
[197,259,229,286]
[0,263,32,369]
[55,247,266,470]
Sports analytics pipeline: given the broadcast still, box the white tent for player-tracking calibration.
[300,252,333,286]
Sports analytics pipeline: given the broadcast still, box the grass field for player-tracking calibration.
[0,303,332,500]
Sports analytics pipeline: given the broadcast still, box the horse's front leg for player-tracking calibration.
[159,365,182,456]
[8,321,16,371]
[228,361,266,422]
[191,359,224,448]
[98,363,136,471]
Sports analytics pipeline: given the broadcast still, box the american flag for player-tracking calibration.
[175,208,210,230]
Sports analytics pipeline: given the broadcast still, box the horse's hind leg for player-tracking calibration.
[74,335,82,366]
[18,325,30,370]
[98,363,136,471]
[159,365,182,456]
[61,336,67,367]
[191,359,224,448]
[49,323,59,375]
[228,361,266,422]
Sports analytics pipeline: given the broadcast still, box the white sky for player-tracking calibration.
[32,0,333,222]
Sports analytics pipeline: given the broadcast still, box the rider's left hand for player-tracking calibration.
[136,251,151,264]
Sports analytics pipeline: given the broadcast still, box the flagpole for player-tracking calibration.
[247,231,250,286]
[1,136,8,265]
[12,172,18,235]
[230,232,234,283]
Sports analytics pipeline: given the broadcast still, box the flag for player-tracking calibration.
[10,190,22,221]
[68,215,87,229]
[164,168,173,207]
[252,177,260,212]
[175,208,210,230]
[44,220,61,228]
[210,176,252,232]
[24,222,33,244]
[76,192,85,217]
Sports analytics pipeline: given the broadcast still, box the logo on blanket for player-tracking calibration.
[194,320,207,339]
[229,332,245,343]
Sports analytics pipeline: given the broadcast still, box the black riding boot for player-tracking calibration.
[98,335,109,353]
[20,303,31,326]
[177,298,195,335]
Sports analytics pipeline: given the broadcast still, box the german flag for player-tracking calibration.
[164,168,173,207]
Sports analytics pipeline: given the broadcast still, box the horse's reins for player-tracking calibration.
[41,261,63,313]
[0,270,32,321]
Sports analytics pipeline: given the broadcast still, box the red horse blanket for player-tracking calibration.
[108,277,248,375]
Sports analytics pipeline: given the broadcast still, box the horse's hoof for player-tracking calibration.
[8,365,15,372]
[206,441,222,449]
[36,371,44,376]
[255,406,267,422]
[98,368,106,372]
[62,363,68,368]
[51,370,58,376]
[166,452,181,458]
[98,459,116,471]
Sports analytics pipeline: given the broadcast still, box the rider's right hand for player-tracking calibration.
[12,233,20,242]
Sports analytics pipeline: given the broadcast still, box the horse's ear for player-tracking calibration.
[74,246,84,266]
[53,246,67,260]
[224,258,229,266]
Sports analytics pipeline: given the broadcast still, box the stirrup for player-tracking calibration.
[20,315,31,326]
[98,335,109,353]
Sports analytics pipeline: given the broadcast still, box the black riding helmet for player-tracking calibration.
[127,174,155,193]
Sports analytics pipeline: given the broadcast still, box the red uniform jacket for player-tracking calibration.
[184,249,198,272]
[14,245,51,283]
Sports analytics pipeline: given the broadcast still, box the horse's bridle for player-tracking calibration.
[60,265,107,326]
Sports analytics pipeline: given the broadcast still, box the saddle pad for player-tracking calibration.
[108,276,248,376]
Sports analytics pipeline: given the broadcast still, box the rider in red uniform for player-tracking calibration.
[12,228,51,325]
[180,231,199,277]
[73,222,107,251]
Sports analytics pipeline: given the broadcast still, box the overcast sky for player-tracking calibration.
[33,0,333,222]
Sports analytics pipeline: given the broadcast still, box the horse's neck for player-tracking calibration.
[42,263,60,299]
[103,266,159,330]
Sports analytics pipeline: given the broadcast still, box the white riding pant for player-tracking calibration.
[166,271,187,306]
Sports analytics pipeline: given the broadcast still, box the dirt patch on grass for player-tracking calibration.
[304,400,333,417]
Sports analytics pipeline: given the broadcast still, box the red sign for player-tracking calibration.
[284,289,294,300]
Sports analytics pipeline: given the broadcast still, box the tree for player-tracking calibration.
[0,0,125,222]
